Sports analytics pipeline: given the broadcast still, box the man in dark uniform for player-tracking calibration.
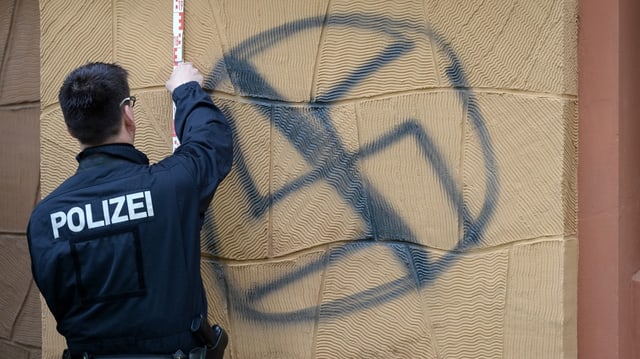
[27,62,232,359]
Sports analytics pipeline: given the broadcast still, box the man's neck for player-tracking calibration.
[79,135,133,151]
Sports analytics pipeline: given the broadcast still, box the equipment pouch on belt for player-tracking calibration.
[190,315,228,359]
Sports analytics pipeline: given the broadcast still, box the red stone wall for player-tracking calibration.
[578,0,640,357]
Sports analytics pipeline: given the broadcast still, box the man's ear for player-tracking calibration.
[123,106,136,134]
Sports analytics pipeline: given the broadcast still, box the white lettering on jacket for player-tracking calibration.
[50,191,154,239]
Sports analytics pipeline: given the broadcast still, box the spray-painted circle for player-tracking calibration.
[203,13,498,322]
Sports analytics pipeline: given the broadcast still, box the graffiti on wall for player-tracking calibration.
[201,13,499,323]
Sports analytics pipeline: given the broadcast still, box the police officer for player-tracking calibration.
[27,62,232,359]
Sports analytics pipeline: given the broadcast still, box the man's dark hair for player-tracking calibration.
[58,62,130,146]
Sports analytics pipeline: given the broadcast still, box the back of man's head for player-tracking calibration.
[59,62,130,146]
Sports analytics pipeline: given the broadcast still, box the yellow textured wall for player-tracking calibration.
[40,0,578,358]
[0,0,42,358]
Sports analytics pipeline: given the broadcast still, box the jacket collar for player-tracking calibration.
[76,143,149,168]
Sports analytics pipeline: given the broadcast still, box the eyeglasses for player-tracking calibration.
[119,96,136,108]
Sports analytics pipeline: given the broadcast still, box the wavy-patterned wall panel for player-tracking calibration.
[562,106,578,236]
[224,251,325,358]
[316,0,438,102]
[0,236,33,339]
[210,0,329,102]
[40,109,76,196]
[0,0,38,105]
[421,248,509,359]
[0,1,16,66]
[204,98,271,260]
[131,90,173,163]
[316,242,436,358]
[184,2,234,94]
[11,280,41,348]
[464,93,576,247]
[427,0,577,95]
[504,238,578,358]
[114,2,171,90]
[40,1,113,108]
[0,107,40,230]
[357,92,463,250]
[41,298,65,358]
[200,260,230,347]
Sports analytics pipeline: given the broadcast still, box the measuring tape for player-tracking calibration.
[172,0,184,151]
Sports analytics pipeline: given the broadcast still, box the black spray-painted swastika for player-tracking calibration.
[203,13,499,323]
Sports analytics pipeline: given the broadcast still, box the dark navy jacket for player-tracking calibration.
[27,82,233,355]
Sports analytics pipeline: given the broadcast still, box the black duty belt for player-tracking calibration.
[63,351,179,359]
[64,350,187,359]
[63,317,228,359]
[64,346,220,359]
[95,356,173,359]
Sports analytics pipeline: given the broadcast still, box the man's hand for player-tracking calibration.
[166,62,204,93]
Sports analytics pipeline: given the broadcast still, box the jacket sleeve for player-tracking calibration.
[168,81,233,211]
